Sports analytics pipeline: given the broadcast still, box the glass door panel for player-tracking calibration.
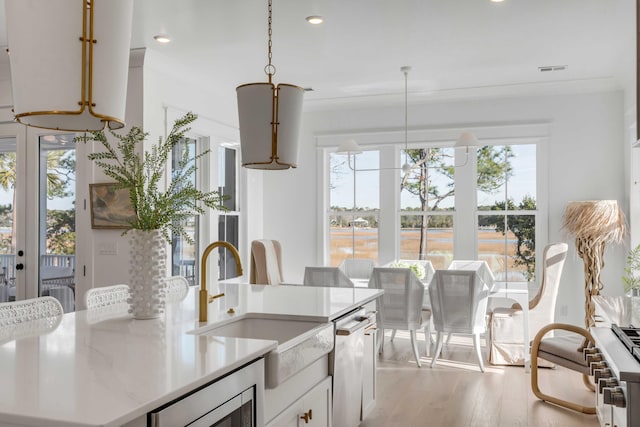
[0,137,17,303]
[171,138,198,286]
[39,135,76,312]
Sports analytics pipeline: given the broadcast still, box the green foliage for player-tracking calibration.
[484,196,537,280]
[47,209,76,255]
[78,112,227,243]
[623,244,640,293]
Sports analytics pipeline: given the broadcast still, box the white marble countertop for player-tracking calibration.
[0,281,383,427]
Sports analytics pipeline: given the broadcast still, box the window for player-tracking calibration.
[400,147,455,269]
[323,132,543,282]
[217,146,240,280]
[171,137,198,285]
[476,144,537,282]
[328,150,379,266]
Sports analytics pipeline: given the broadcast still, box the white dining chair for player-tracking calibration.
[369,267,428,367]
[339,258,375,281]
[303,266,354,287]
[488,242,568,366]
[165,275,190,302]
[85,284,130,310]
[429,269,490,372]
[0,297,64,342]
[250,239,284,285]
[0,296,64,326]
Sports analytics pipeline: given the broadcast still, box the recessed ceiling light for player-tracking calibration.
[490,0,505,2]
[305,16,323,25]
[153,34,171,44]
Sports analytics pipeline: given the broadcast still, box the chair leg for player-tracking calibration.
[390,329,397,342]
[424,323,431,357]
[446,332,452,345]
[378,329,385,354]
[473,333,485,373]
[430,332,444,368]
[410,330,421,367]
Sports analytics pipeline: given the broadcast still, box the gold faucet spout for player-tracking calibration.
[199,241,243,322]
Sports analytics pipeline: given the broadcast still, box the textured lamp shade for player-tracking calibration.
[563,200,626,329]
[236,82,304,169]
[5,0,133,132]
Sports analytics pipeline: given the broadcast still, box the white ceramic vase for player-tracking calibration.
[128,229,167,319]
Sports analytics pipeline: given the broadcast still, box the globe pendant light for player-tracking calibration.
[5,0,133,132]
[236,0,304,170]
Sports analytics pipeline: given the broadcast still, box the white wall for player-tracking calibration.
[259,90,626,326]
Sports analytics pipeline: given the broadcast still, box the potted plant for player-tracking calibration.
[80,112,226,318]
[623,244,640,296]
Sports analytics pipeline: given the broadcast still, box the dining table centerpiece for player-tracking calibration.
[80,112,226,319]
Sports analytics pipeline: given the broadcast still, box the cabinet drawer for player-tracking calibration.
[266,376,332,427]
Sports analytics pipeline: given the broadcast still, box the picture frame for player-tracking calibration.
[89,183,136,229]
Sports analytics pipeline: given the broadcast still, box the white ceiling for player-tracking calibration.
[0,0,635,113]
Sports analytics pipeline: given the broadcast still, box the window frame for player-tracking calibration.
[318,124,549,283]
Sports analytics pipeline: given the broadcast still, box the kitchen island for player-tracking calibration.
[0,282,382,427]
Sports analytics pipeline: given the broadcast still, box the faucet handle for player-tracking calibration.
[208,292,225,303]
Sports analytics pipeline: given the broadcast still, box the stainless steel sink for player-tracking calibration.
[190,314,334,388]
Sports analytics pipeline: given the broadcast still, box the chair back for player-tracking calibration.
[395,259,435,284]
[0,296,63,327]
[303,267,354,288]
[85,284,130,310]
[250,239,284,285]
[429,270,489,335]
[339,258,375,280]
[165,276,190,302]
[447,260,494,289]
[369,267,425,330]
[528,242,568,314]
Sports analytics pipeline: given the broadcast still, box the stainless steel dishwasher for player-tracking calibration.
[330,307,375,427]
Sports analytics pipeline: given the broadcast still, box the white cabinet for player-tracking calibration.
[361,328,376,420]
[266,376,332,427]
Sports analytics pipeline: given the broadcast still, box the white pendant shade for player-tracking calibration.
[237,82,304,170]
[5,0,133,132]
[456,131,479,147]
[336,139,363,155]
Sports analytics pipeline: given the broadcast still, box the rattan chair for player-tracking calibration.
[165,275,190,301]
[85,284,130,310]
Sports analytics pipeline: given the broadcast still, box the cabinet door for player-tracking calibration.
[266,377,332,427]
[305,376,331,427]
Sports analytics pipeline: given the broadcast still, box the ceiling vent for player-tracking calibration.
[538,65,567,72]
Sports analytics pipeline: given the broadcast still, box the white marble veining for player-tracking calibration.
[0,282,382,427]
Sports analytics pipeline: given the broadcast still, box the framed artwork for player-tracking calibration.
[89,183,136,229]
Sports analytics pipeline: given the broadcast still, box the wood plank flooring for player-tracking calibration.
[360,331,600,427]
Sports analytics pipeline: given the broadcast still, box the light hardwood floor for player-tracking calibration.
[360,331,600,427]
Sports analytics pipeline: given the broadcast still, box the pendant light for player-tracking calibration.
[236,0,304,170]
[337,66,479,171]
[336,66,414,173]
[5,0,134,132]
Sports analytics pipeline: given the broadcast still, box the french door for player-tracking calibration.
[0,123,77,312]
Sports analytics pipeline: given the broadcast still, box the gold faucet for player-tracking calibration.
[199,241,244,322]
